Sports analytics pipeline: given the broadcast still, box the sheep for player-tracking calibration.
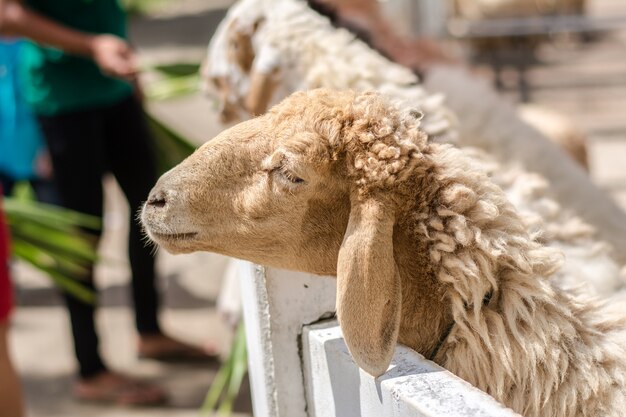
[201,0,455,139]
[201,0,626,280]
[142,89,626,417]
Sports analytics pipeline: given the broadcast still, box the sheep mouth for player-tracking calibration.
[152,232,199,241]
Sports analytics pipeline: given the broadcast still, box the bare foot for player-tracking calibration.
[74,371,166,406]
[138,333,219,362]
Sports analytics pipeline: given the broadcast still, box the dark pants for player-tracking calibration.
[37,95,161,378]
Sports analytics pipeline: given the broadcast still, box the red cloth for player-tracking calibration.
[0,194,13,323]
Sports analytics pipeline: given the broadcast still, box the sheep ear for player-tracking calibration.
[227,19,256,73]
[337,197,402,377]
[245,70,277,116]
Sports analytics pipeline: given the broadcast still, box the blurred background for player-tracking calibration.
[5,0,626,416]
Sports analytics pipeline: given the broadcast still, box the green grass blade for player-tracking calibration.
[10,234,93,279]
[202,348,234,415]
[217,322,248,416]
[5,198,98,301]
[201,322,249,417]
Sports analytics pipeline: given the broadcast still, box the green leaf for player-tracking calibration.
[201,322,248,417]
[11,238,90,277]
[12,240,94,304]
[145,73,200,101]
[120,0,166,15]
[4,198,98,302]
[150,63,201,78]
[142,61,201,101]
[4,198,101,230]
[10,221,98,263]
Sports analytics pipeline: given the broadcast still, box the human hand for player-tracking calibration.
[34,150,53,180]
[90,34,137,81]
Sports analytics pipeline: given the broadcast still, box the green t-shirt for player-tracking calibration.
[21,0,133,116]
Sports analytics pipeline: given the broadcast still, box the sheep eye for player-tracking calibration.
[274,166,304,185]
[281,168,304,184]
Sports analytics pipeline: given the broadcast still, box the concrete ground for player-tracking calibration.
[8,1,626,417]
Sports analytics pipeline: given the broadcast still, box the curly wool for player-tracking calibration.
[429,177,626,417]
[343,95,429,191]
[468,150,626,296]
[296,90,626,417]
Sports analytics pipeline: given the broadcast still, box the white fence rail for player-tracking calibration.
[239,264,520,417]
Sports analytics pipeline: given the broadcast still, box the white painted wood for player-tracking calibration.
[303,321,521,417]
[240,263,278,417]
[240,266,336,417]
[242,266,522,417]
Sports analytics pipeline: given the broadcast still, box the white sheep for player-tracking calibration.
[142,89,626,417]
[201,0,626,291]
[201,0,455,143]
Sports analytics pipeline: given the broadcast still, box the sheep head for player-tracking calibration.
[201,0,277,123]
[143,89,432,376]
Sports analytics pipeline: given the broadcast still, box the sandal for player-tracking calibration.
[74,372,167,406]
[138,334,220,363]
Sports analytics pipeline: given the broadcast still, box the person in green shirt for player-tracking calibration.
[0,0,215,406]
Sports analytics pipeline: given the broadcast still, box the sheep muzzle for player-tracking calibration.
[142,183,201,254]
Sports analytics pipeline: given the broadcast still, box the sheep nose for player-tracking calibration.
[147,189,167,208]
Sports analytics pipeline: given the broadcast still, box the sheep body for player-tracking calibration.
[143,89,626,417]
